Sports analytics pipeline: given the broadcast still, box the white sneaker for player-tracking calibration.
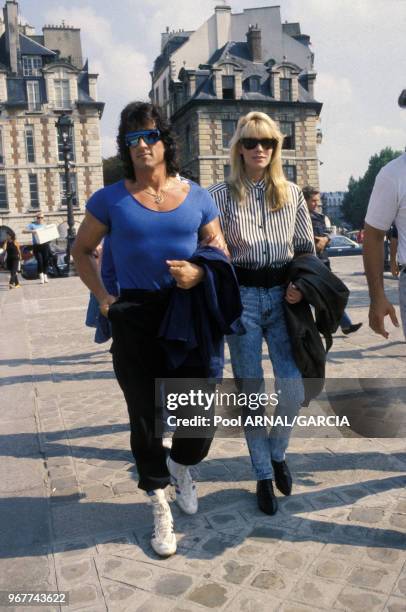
[167,456,198,514]
[39,273,45,284]
[44,274,49,283]
[148,489,177,557]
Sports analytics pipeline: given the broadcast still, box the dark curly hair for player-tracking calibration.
[117,101,179,180]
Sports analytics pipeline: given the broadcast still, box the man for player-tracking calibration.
[363,153,406,338]
[302,186,362,335]
[23,212,51,284]
[72,102,235,557]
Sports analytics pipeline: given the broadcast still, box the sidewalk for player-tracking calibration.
[0,256,405,612]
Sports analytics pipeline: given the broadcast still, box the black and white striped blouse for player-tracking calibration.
[208,180,315,269]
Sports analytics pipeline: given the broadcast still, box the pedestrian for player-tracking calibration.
[72,101,240,557]
[208,111,315,516]
[302,186,362,335]
[3,230,21,289]
[363,151,406,338]
[23,212,51,284]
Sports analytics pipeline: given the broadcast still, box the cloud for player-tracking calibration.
[44,6,150,100]
[370,125,404,140]
[44,6,151,158]
[316,73,353,106]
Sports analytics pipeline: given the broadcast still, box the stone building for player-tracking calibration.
[321,191,345,224]
[151,4,322,188]
[0,0,104,238]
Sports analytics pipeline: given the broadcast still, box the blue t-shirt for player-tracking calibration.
[27,222,46,245]
[86,179,219,290]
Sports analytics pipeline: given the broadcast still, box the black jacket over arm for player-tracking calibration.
[285,254,349,402]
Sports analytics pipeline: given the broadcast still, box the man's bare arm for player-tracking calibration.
[390,237,399,277]
[71,212,116,313]
[363,223,399,337]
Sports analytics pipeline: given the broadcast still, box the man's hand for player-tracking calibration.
[99,294,118,318]
[315,236,329,253]
[167,260,204,289]
[369,296,399,338]
[285,282,303,304]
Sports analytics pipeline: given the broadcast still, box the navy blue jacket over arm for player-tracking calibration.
[158,246,245,377]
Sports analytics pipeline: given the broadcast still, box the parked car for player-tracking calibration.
[325,235,363,257]
[21,251,67,279]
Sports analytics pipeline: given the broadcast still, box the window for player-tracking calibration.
[280,121,295,150]
[222,75,235,100]
[54,80,70,109]
[0,129,3,165]
[59,173,78,207]
[57,126,75,162]
[29,174,40,209]
[163,77,167,102]
[25,126,35,163]
[155,86,159,106]
[249,76,261,92]
[223,164,231,180]
[280,78,292,102]
[222,119,237,148]
[22,56,42,76]
[283,163,297,183]
[26,81,41,111]
[0,175,8,209]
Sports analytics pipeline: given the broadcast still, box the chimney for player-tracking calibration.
[3,0,20,74]
[214,4,231,50]
[247,24,262,63]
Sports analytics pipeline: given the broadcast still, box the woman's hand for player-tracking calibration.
[285,282,303,304]
[200,233,230,258]
[167,260,204,289]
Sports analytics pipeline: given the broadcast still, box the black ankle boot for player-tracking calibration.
[272,460,292,496]
[256,479,278,515]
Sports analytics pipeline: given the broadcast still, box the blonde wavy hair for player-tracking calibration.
[228,111,289,211]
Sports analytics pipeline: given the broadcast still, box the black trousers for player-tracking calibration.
[8,258,19,285]
[108,289,215,492]
[33,243,50,274]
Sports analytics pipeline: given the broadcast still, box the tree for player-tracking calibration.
[103,156,124,186]
[342,147,402,228]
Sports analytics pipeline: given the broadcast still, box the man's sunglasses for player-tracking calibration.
[125,129,161,147]
[240,138,277,150]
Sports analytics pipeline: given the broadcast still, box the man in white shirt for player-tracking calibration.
[363,151,406,338]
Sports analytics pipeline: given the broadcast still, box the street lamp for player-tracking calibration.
[55,114,75,274]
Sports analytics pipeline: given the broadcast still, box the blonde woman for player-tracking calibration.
[208,111,315,516]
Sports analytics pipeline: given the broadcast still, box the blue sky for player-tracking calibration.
[17,0,406,190]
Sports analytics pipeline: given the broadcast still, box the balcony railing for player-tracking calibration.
[27,102,42,112]
[48,100,74,111]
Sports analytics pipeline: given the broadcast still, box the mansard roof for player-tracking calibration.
[19,33,56,56]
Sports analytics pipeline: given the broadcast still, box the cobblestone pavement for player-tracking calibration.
[0,256,405,612]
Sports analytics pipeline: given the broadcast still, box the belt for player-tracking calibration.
[234,265,289,288]
[119,287,172,303]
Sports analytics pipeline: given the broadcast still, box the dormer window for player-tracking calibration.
[222,75,235,100]
[280,78,292,102]
[22,56,42,77]
[54,79,70,109]
[249,76,261,92]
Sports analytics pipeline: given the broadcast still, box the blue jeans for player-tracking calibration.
[227,285,304,480]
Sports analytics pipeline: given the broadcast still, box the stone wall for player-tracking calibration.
[0,109,103,242]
